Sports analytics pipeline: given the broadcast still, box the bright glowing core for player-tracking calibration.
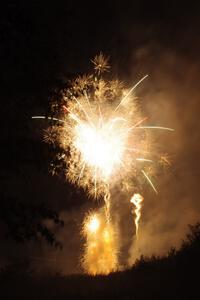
[74,121,125,178]
[87,215,100,233]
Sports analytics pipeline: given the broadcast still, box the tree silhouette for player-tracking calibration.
[0,194,64,247]
[0,222,200,299]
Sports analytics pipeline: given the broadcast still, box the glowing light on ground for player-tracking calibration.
[86,214,100,233]
[82,212,118,275]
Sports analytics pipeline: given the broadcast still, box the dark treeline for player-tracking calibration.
[0,222,200,300]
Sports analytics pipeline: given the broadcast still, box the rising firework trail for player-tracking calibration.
[32,53,173,275]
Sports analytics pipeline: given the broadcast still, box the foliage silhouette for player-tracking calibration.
[0,194,64,247]
[0,222,200,299]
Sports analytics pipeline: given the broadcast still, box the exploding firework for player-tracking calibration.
[32,53,173,275]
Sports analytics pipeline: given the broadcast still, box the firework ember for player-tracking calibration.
[32,53,173,275]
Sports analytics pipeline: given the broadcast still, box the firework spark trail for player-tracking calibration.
[130,194,144,238]
[32,116,66,123]
[114,74,149,112]
[73,95,94,126]
[84,90,93,115]
[136,158,153,163]
[104,185,111,223]
[33,54,173,275]
[137,126,174,131]
[78,162,86,184]
[141,169,158,194]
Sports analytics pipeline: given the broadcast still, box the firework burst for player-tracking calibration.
[32,53,173,275]
[82,211,118,275]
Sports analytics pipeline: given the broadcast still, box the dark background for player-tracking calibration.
[0,0,200,275]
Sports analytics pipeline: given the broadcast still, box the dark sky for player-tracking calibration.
[1,1,200,274]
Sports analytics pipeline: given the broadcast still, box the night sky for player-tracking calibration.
[1,1,200,275]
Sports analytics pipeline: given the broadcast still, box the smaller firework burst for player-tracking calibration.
[91,52,110,74]
[43,126,58,144]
